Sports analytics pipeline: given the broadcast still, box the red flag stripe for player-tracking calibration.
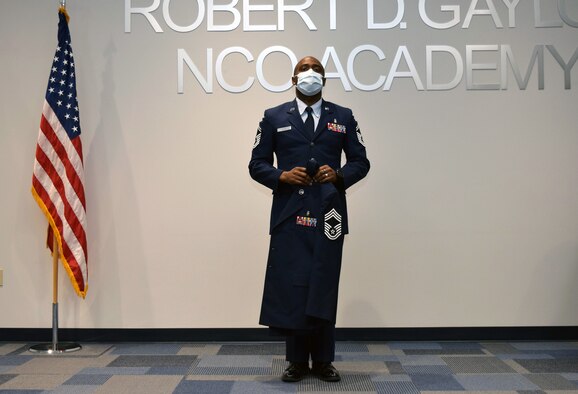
[33,156,87,284]
[35,127,87,254]
[39,117,86,212]
[41,107,86,208]
[38,112,87,227]
[42,103,85,173]
[33,150,87,281]
[32,176,86,293]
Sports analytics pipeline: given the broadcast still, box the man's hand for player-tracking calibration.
[280,167,313,185]
[314,165,336,183]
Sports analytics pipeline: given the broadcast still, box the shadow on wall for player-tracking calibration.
[83,39,153,325]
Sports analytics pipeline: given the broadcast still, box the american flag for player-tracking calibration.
[31,8,88,298]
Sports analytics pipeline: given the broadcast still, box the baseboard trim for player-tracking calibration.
[1,326,577,342]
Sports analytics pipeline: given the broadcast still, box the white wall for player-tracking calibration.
[1,0,578,329]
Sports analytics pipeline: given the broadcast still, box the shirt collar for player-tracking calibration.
[296,97,322,118]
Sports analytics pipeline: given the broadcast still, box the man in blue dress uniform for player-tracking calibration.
[249,56,370,382]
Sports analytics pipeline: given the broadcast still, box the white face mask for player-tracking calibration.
[295,69,324,96]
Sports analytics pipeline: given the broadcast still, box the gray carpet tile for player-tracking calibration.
[374,380,420,394]
[0,375,17,386]
[512,342,578,351]
[63,374,112,385]
[397,355,447,366]
[524,373,578,390]
[443,355,517,373]
[0,356,30,366]
[336,354,398,362]
[409,373,465,391]
[514,358,578,373]
[188,350,271,376]
[371,375,412,382]
[197,355,272,368]
[230,380,298,393]
[403,348,485,355]
[561,372,578,380]
[336,361,388,374]
[107,355,197,367]
[218,343,285,355]
[336,343,370,353]
[77,367,150,375]
[1,345,28,356]
[366,344,393,355]
[173,379,235,393]
[454,373,540,391]
[50,385,105,394]
[403,364,454,375]
[496,353,555,360]
[178,344,221,356]
[145,366,192,375]
[1,341,578,393]
[298,374,375,392]
[93,374,182,394]
[109,343,184,355]
[482,342,522,354]
[187,366,272,375]
[388,342,442,350]
[383,361,405,374]
[541,350,578,358]
[0,373,70,390]
[440,342,484,350]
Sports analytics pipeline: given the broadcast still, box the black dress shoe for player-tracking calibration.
[312,362,341,382]
[282,362,309,382]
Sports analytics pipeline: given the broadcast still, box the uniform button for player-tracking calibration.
[310,142,315,147]
[298,189,304,195]
[271,247,275,251]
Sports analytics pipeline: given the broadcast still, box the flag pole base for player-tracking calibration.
[29,342,82,354]
[28,303,81,353]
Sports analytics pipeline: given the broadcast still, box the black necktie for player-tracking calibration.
[304,106,314,139]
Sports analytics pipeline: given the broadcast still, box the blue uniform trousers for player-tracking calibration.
[285,324,335,363]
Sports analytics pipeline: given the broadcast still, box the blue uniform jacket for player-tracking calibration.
[249,99,370,330]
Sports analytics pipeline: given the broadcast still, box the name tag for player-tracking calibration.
[328,123,346,134]
[277,126,291,132]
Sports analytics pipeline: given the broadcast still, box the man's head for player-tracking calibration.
[292,56,326,103]
[293,56,325,79]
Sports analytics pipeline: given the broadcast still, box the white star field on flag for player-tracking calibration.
[45,39,81,139]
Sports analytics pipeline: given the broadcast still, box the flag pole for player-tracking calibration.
[29,233,81,353]
[29,0,87,353]
[51,235,60,348]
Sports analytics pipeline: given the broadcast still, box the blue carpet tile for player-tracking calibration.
[0,341,577,392]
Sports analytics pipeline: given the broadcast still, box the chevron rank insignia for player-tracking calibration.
[324,208,342,240]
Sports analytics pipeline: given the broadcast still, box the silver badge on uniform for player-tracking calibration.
[253,127,262,148]
[356,126,365,147]
[324,208,342,240]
